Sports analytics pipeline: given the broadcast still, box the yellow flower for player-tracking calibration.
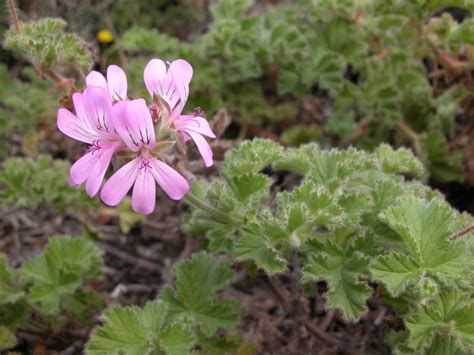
[97,29,113,44]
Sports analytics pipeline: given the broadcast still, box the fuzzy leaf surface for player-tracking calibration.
[160,253,241,335]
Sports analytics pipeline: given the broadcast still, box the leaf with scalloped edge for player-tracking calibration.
[160,253,241,336]
[235,226,287,274]
[20,236,102,314]
[302,240,371,320]
[404,289,474,354]
[371,198,471,298]
[221,138,282,180]
[86,301,195,355]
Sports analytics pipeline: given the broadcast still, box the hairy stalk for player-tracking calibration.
[449,224,474,241]
[7,0,21,34]
[184,192,243,226]
[396,120,420,143]
[44,68,77,93]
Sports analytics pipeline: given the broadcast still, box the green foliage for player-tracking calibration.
[0,236,104,352]
[302,240,371,320]
[185,139,474,350]
[371,198,470,299]
[3,18,93,71]
[403,289,474,354]
[118,0,473,182]
[0,155,98,211]
[87,253,241,354]
[21,236,103,314]
[0,64,60,156]
[86,301,195,355]
[160,252,241,336]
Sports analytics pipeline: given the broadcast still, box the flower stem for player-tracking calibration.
[184,192,242,226]
[7,0,21,34]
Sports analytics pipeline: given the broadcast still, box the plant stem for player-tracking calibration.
[396,120,420,143]
[7,0,21,34]
[449,224,474,241]
[183,192,242,226]
[44,68,77,93]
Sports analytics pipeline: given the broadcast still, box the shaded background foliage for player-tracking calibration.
[1,0,474,354]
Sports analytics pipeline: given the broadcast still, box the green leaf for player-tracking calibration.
[370,252,420,295]
[160,253,241,336]
[419,131,464,183]
[235,226,287,274]
[302,240,371,320]
[86,301,168,355]
[0,254,24,305]
[405,290,474,353]
[3,18,92,71]
[229,173,273,202]
[155,322,195,355]
[0,155,98,211]
[20,236,102,314]
[221,138,282,180]
[371,198,471,297]
[375,144,424,177]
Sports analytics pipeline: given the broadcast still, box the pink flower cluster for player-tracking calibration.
[57,59,215,214]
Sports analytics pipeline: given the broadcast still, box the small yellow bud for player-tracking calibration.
[97,29,113,44]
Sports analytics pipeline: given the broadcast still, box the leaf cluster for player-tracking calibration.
[3,18,93,72]
[0,155,98,212]
[0,236,104,351]
[185,138,474,353]
[117,0,474,182]
[0,64,60,156]
[86,252,242,355]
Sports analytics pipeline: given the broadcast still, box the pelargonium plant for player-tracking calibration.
[57,59,215,214]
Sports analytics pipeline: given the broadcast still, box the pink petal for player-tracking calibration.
[187,130,214,167]
[110,100,137,150]
[57,108,94,144]
[176,115,216,138]
[107,65,127,101]
[181,131,191,142]
[143,58,181,114]
[84,145,118,197]
[69,144,119,196]
[86,71,108,90]
[100,157,140,206]
[149,158,189,200]
[124,99,156,150]
[132,164,156,214]
[83,87,113,134]
[144,59,167,99]
[169,59,193,107]
[72,93,87,123]
[70,151,98,186]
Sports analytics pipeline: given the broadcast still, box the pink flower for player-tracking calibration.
[144,59,216,167]
[86,65,128,102]
[57,87,123,197]
[100,99,189,214]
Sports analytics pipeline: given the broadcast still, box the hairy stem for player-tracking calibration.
[449,224,474,241]
[7,0,21,34]
[396,120,420,143]
[184,192,242,226]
